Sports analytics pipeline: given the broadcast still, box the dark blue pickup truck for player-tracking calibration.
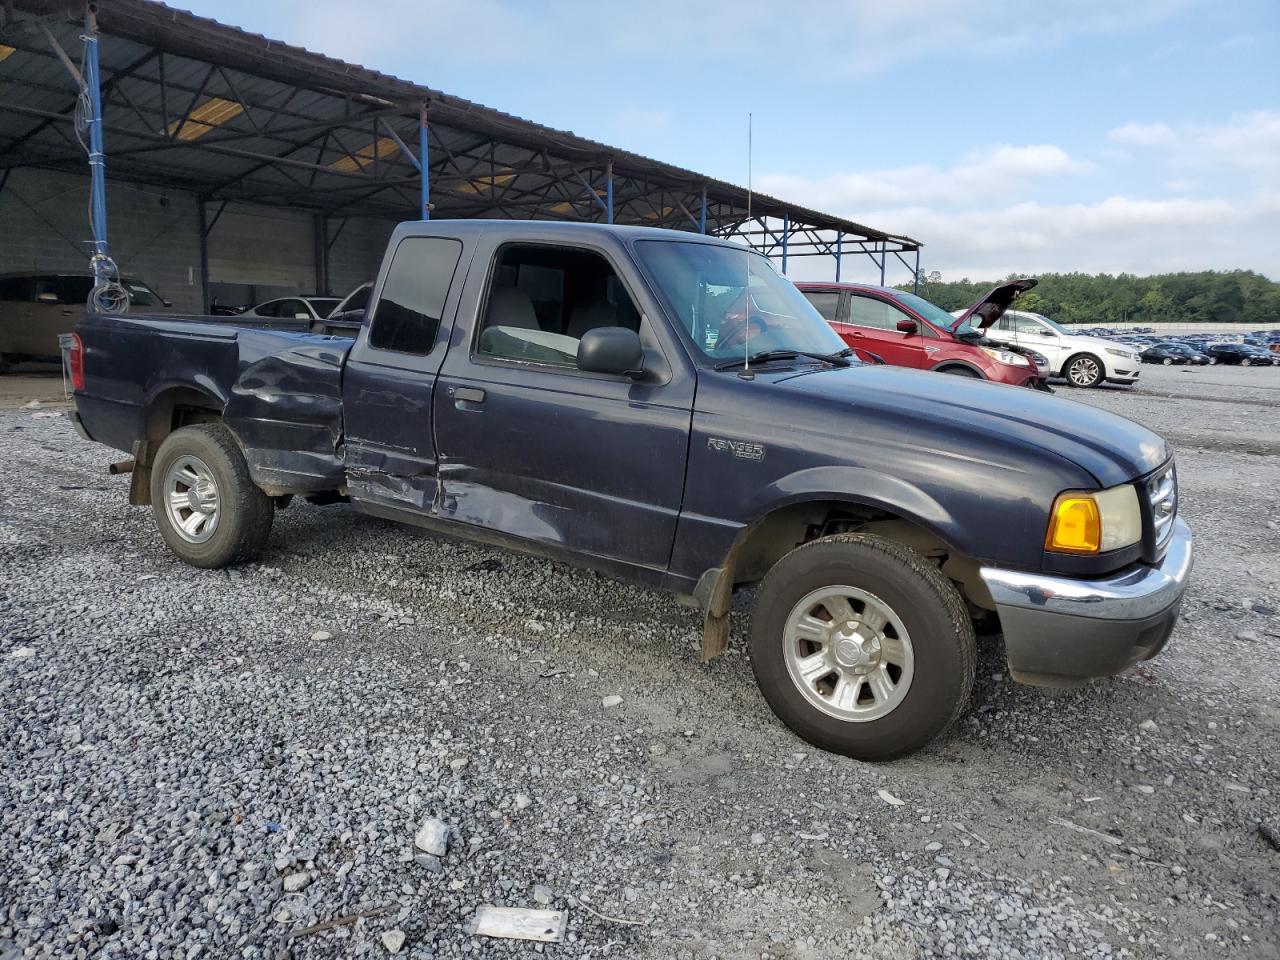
[65,220,1192,760]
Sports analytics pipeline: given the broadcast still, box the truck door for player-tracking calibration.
[341,235,469,511]
[433,236,694,571]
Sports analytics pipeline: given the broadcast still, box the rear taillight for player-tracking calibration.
[60,332,84,391]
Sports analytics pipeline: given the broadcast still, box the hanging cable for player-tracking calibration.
[74,33,128,314]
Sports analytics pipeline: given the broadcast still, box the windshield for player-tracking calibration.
[1025,312,1070,335]
[122,278,164,307]
[634,239,848,363]
[894,291,962,332]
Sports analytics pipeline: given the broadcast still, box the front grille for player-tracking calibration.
[1146,463,1177,548]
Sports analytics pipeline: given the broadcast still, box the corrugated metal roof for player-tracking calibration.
[1,0,919,251]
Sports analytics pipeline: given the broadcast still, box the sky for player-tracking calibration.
[181,0,1280,285]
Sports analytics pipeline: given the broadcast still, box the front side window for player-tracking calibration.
[368,237,463,354]
[121,280,163,307]
[634,240,847,362]
[1013,314,1049,336]
[476,244,641,368]
[848,295,908,331]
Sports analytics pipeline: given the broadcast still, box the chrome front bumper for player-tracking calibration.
[978,518,1193,686]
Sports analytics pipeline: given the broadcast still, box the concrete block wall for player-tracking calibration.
[326,216,395,298]
[0,167,403,312]
[0,168,205,312]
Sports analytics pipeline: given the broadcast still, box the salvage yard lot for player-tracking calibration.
[2,364,1277,960]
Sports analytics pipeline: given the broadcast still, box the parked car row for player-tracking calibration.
[1080,328,1280,368]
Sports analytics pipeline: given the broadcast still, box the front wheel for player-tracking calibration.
[1162,357,1173,365]
[748,535,976,761]
[149,423,274,568]
[938,366,981,378]
[1065,353,1103,387]
[1241,358,1251,367]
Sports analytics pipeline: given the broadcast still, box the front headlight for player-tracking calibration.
[1105,347,1136,359]
[980,346,1032,367]
[1044,485,1142,554]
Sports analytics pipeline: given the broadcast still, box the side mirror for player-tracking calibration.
[895,318,918,334]
[162,299,173,308]
[577,327,644,377]
[36,292,60,304]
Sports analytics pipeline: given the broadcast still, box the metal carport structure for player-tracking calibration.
[0,0,922,309]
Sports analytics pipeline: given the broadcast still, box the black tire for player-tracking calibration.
[748,534,976,761]
[1064,352,1103,387]
[1162,357,1172,365]
[938,366,981,378]
[149,424,274,568]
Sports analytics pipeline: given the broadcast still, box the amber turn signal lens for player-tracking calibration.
[1045,494,1101,554]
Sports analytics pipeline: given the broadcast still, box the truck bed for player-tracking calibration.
[74,312,354,495]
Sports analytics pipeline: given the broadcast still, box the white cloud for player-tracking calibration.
[1108,111,1280,180]
[770,113,1280,282]
[760,144,1090,210]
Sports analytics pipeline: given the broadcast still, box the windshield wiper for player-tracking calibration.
[714,348,851,371]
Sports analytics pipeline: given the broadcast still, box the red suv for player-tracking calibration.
[795,279,1047,387]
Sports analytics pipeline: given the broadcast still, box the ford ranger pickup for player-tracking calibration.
[64,220,1193,761]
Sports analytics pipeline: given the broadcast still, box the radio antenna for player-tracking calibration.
[742,112,753,378]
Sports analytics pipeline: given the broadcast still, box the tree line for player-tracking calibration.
[896,270,1280,326]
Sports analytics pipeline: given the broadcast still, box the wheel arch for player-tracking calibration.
[128,383,229,506]
[694,488,994,661]
[929,359,985,378]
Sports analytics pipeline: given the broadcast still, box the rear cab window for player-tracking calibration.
[367,237,464,355]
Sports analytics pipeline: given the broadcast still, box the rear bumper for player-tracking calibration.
[978,518,1192,687]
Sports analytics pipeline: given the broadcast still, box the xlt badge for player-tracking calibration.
[708,437,766,462]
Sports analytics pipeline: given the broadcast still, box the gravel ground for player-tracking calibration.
[1,363,1277,960]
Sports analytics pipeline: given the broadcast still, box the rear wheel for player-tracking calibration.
[1065,353,1103,387]
[149,424,274,568]
[1241,358,1251,367]
[1162,357,1173,365]
[748,535,976,761]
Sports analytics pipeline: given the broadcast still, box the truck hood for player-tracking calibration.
[950,278,1038,332]
[778,365,1168,487]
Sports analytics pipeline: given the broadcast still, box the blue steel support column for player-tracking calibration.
[781,214,789,275]
[835,231,842,281]
[698,185,707,234]
[913,248,921,294]
[605,160,614,224]
[419,104,431,220]
[83,10,108,258]
[879,241,886,285]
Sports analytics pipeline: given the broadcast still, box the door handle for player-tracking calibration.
[452,387,485,405]
[61,309,74,316]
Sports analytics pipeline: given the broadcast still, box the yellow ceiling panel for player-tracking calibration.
[167,97,244,141]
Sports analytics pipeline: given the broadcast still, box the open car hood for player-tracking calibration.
[949,277,1038,333]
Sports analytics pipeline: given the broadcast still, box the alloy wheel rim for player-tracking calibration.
[1070,358,1099,385]
[163,455,221,543]
[782,585,915,723]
